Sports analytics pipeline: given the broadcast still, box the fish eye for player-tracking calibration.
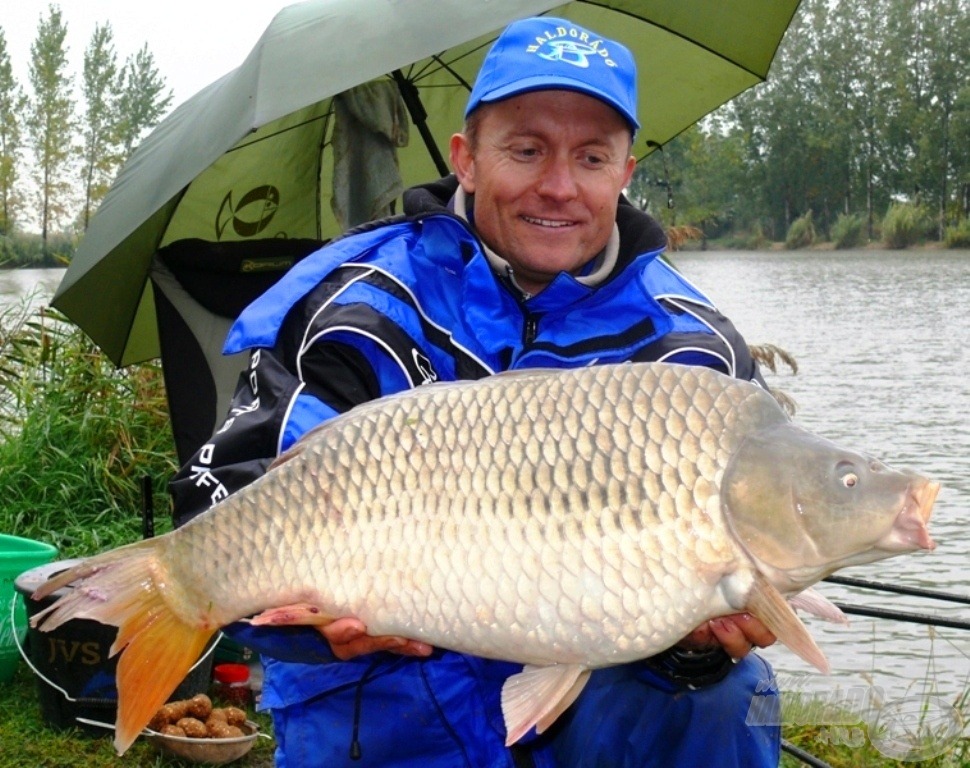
[836,460,859,489]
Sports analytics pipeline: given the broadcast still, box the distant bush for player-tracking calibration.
[665,225,703,251]
[830,213,866,249]
[0,230,75,266]
[743,222,770,250]
[0,236,13,266]
[944,218,970,248]
[706,229,771,250]
[785,211,815,250]
[882,203,933,249]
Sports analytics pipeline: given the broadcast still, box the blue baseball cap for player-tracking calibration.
[465,16,639,132]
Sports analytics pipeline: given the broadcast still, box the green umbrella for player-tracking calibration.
[53,0,801,366]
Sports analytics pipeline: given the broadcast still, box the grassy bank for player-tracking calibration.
[780,688,968,766]
[0,298,275,763]
[0,298,178,554]
[0,666,274,767]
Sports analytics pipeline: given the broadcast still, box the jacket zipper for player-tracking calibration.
[523,313,540,346]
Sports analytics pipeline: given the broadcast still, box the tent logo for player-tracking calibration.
[216,185,280,239]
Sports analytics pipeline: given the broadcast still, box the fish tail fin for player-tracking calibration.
[30,540,216,754]
[112,600,213,754]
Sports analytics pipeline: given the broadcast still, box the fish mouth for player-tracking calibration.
[880,479,939,552]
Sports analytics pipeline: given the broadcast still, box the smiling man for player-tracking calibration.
[450,89,636,295]
[171,15,780,768]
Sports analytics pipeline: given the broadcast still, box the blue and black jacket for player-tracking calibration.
[169,176,775,768]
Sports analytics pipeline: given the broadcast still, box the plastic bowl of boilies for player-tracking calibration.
[145,719,259,765]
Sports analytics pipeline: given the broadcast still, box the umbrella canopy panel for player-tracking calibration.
[53,0,802,366]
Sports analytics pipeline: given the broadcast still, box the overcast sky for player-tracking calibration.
[3,1,286,116]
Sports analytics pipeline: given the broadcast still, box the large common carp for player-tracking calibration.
[31,362,937,753]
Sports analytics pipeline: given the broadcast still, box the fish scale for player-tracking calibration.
[178,364,758,653]
[31,361,938,754]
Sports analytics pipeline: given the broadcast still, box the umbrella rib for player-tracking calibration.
[226,111,334,154]
[576,3,774,81]
[429,56,474,92]
[406,37,495,86]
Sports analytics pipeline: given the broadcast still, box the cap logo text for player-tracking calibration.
[527,26,617,68]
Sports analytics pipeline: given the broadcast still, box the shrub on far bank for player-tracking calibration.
[785,211,815,250]
[830,213,866,249]
[0,230,75,267]
[944,218,970,248]
[882,203,933,249]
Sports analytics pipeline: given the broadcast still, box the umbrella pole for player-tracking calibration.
[392,70,450,178]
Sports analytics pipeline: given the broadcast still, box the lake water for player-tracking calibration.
[673,248,970,710]
[0,268,65,314]
[2,257,968,708]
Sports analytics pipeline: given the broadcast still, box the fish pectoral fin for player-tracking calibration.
[501,663,591,746]
[248,603,333,626]
[789,588,850,625]
[747,572,831,674]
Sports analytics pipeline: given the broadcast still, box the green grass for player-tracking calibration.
[0,299,178,555]
[781,695,969,767]
[0,297,276,765]
[0,666,274,767]
[778,638,969,768]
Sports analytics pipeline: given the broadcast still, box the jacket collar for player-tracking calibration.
[404,175,668,292]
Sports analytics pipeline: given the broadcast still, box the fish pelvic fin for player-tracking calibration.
[747,571,830,674]
[789,587,850,625]
[248,602,333,626]
[501,664,591,746]
[30,540,216,755]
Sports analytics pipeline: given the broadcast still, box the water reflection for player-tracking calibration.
[676,249,970,701]
[0,268,65,311]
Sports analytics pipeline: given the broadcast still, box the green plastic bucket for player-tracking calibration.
[0,534,58,683]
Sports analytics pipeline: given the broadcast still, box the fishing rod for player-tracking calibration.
[823,575,970,606]
[818,575,970,631]
[835,603,970,632]
[781,740,834,768]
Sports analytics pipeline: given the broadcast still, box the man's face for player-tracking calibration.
[450,90,636,295]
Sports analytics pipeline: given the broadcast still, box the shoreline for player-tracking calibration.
[677,240,963,253]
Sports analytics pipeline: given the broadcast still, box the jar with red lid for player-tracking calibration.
[212,662,251,707]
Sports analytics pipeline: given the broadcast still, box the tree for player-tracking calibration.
[730,0,819,238]
[673,0,968,244]
[26,4,75,254]
[0,29,26,236]
[80,22,120,231]
[631,121,753,242]
[116,44,171,160]
[920,0,970,236]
